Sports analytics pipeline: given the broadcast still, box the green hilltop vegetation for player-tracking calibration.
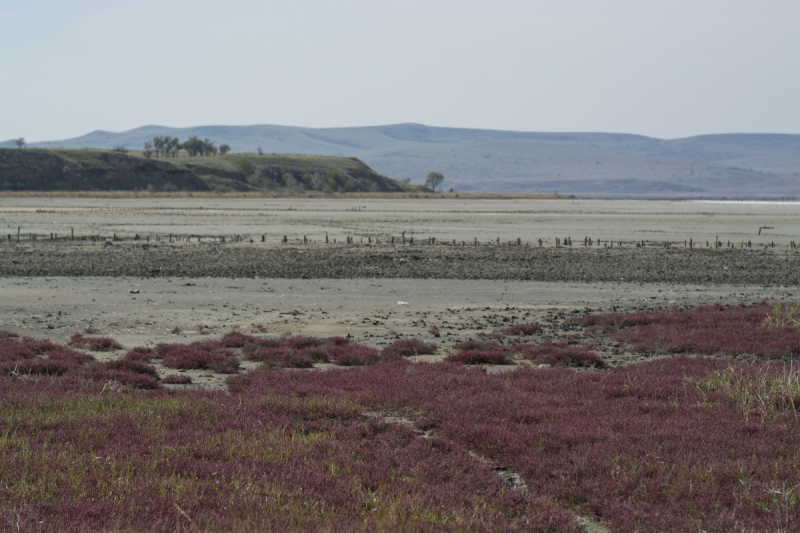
[0,147,409,193]
[5,123,798,196]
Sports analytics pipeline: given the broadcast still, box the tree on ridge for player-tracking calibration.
[425,171,444,192]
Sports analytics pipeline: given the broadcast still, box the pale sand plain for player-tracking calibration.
[1,197,798,245]
[1,198,797,389]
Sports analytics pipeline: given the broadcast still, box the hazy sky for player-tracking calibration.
[2,0,798,142]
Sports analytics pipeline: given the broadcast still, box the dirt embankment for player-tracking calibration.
[1,241,797,285]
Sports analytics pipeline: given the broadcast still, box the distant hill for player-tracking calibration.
[0,149,405,193]
[3,124,798,196]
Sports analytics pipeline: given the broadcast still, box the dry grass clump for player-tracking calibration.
[696,362,800,423]
[763,301,800,330]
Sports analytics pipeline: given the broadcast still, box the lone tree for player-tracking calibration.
[14,138,25,148]
[219,144,230,155]
[425,171,444,192]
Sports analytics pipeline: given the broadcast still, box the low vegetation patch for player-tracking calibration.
[161,374,192,384]
[512,340,606,368]
[156,340,240,373]
[576,302,800,358]
[230,331,390,367]
[123,346,157,362]
[381,338,437,360]
[0,332,157,390]
[444,339,514,365]
[329,345,382,366]
[69,332,122,352]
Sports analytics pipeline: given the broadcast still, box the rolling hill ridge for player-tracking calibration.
[3,124,798,196]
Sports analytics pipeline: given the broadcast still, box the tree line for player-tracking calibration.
[143,136,231,158]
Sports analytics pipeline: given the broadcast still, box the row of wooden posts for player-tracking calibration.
[5,226,797,249]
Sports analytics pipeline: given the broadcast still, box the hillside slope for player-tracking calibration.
[4,124,798,196]
[0,149,404,193]
[0,149,208,192]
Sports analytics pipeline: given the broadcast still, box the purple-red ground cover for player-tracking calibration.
[444,339,514,365]
[0,368,575,532]
[69,332,122,352]
[229,359,800,533]
[576,302,800,358]
[156,340,240,373]
[123,346,157,362]
[381,338,437,360]
[160,373,192,384]
[4,320,800,532]
[228,331,400,368]
[512,340,605,368]
[0,332,159,390]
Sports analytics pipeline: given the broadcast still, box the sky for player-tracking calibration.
[2,0,798,142]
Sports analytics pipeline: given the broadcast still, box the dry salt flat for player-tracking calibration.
[1,197,798,245]
[1,198,797,387]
